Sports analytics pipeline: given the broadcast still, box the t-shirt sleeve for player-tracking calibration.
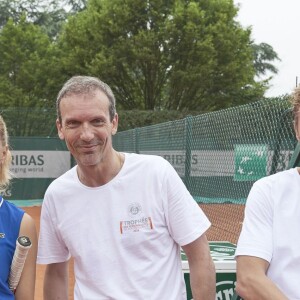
[162,161,211,246]
[235,180,273,262]
[37,196,70,264]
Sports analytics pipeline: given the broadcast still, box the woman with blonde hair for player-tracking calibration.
[0,115,37,300]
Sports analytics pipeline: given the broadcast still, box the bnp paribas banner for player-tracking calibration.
[3,137,72,200]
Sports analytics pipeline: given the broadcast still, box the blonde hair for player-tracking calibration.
[291,87,300,124]
[0,115,12,193]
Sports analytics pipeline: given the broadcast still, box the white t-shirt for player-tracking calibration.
[236,168,300,299]
[38,153,211,300]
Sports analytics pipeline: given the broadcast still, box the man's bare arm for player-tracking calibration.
[236,256,288,300]
[44,261,69,300]
[182,234,215,300]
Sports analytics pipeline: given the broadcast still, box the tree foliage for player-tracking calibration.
[252,42,280,76]
[0,0,283,135]
[0,17,63,135]
[57,0,269,112]
[0,0,87,38]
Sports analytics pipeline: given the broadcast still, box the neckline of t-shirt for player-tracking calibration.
[74,152,128,189]
[0,197,3,208]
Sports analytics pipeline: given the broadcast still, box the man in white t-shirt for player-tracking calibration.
[235,87,300,300]
[37,75,215,300]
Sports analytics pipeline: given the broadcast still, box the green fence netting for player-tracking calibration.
[0,108,57,137]
[113,97,296,205]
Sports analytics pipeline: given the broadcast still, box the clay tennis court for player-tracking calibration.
[23,203,244,300]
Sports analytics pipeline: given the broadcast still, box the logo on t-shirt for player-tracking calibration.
[128,202,142,217]
[120,202,153,234]
[120,217,153,234]
[0,233,5,238]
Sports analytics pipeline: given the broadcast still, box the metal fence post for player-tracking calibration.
[134,128,140,154]
[184,116,193,191]
[288,142,300,168]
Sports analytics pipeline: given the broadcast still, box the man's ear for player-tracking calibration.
[112,113,118,136]
[56,119,65,140]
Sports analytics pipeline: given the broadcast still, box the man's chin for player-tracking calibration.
[81,158,99,165]
[78,154,100,166]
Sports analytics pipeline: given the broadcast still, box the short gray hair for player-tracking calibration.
[56,76,116,123]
